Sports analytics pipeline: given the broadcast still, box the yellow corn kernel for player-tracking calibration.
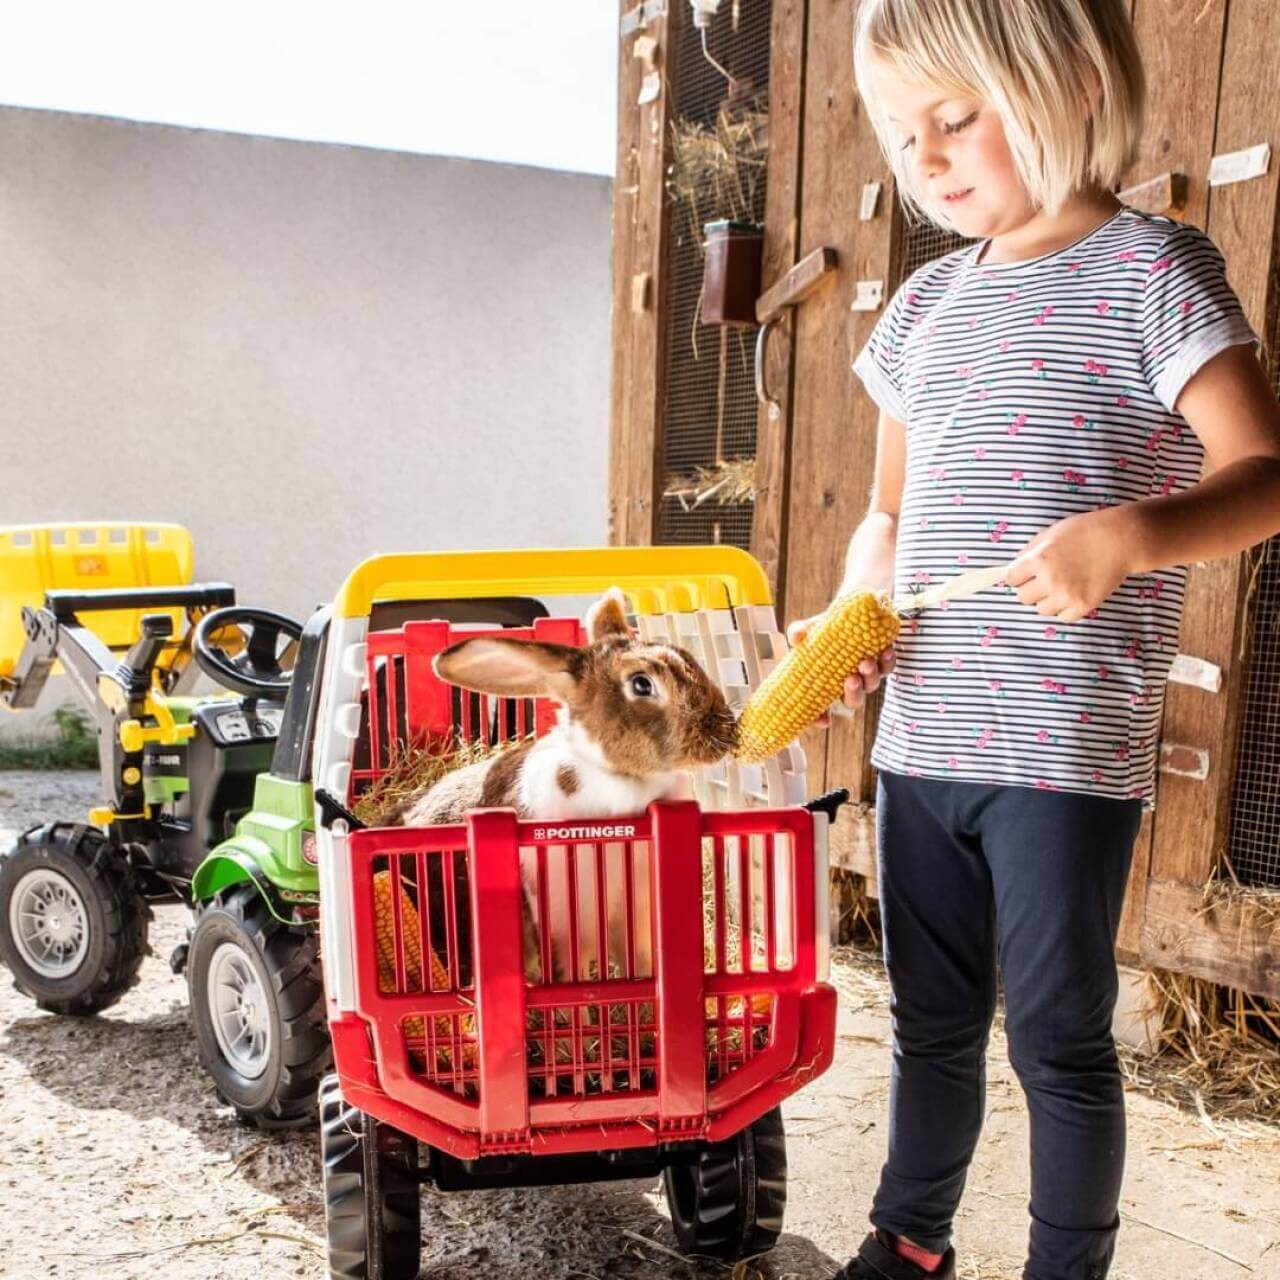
[372,869,453,1044]
[735,590,900,764]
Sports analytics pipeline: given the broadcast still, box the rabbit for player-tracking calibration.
[397,588,738,981]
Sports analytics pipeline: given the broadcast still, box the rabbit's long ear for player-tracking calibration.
[586,587,631,644]
[433,636,580,702]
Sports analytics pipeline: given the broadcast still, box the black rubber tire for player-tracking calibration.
[0,823,150,1015]
[663,1106,787,1260]
[320,1073,421,1280]
[187,883,332,1129]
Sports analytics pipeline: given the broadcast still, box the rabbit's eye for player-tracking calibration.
[627,673,656,699]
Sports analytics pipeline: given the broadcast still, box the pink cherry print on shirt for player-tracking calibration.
[989,678,1003,695]
[952,655,965,670]
[956,552,971,565]
[1149,256,1173,274]
[1036,729,1053,744]
[946,756,959,770]
[1115,392,1130,407]
[930,466,948,483]
[999,338,1012,353]
[918,516,931,530]
[980,625,1000,648]
[1035,779,1060,791]
[1091,769,1104,783]
[1158,475,1177,496]
[1031,357,1046,377]
[1007,290,1019,302]
[1067,261,1083,274]
[1179,299,1194,315]
[975,446,987,460]
[912,672,926,687]
[953,492,966,506]
[1096,664,1111,681]
[966,316,980,329]
[1145,428,1163,451]
[906,291,920,305]
[977,384,991,400]
[1033,305,1055,326]
[1117,456,1130,470]
[1096,300,1111,315]
[1044,625,1059,640]
[988,520,1010,543]
[1117,250,1137,264]
[975,727,995,750]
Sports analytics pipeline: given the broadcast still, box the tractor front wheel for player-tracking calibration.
[0,823,149,1015]
[187,884,330,1128]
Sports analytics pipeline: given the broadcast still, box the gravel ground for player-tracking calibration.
[2,770,1279,1280]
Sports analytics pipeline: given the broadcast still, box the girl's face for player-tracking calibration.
[871,66,1036,239]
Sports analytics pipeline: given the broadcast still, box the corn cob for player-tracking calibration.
[372,869,475,1060]
[735,589,900,764]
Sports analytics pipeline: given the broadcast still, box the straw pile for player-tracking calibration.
[663,457,757,510]
[352,730,527,828]
[666,99,768,249]
[1122,967,1280,1124]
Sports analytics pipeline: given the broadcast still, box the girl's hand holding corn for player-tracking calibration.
[786,613,896,726]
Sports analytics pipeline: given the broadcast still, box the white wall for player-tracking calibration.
[0,106,614,738]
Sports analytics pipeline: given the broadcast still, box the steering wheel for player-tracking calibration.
[193,607,303,700]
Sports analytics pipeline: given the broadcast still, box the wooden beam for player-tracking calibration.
[1149,0,1280,885]
[1140,878,1280,999]
[750,0,809,603]
[755,246,838,324]
[608,0,678,546]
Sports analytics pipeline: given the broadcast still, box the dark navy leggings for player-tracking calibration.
[869,771,1141,1280]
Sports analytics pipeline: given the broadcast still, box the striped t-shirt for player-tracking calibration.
[851,206,1257,804]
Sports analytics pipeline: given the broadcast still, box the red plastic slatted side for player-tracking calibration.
[352,616,585,801]
[338,802,833,1158]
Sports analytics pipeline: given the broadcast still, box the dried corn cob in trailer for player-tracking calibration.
[734,564,1010,765]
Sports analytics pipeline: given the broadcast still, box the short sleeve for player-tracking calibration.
[852,280,911,422]
[1141,223,1258,413]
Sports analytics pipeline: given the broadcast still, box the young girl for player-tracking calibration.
[795,3,1280,1278]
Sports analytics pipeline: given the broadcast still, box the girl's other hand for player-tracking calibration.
[785,615,897,727]
[1007,508,1134,623]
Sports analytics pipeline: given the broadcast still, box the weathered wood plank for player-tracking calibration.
[608,0,678,546]
[750,0,809,602]
[1127,0,1228,232]
[1140,878,1280,999]
[781,0,898,803]
[1148,0,1280,885]
[1116,814,1154,964]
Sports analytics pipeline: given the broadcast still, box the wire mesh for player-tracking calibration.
[658,1,772,550]
[1227,341,1280,887]
[901,217,974,279]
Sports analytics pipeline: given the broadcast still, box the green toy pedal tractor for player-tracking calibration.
[0,521,330,1126]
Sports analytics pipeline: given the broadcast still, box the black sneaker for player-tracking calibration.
[834,1231,957,1280]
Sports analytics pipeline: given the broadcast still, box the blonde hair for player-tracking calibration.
[853,0,1145,226]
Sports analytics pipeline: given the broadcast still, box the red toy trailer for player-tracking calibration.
[311,549,838,1278]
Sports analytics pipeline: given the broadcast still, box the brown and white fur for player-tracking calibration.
[397,589,737,979]
[399,588,737,826]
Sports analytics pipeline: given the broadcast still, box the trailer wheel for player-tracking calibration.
[0,823,149,1015]
[320,1074,421,1280]
[663,1106,787,1260]
[187,884,331,1128]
